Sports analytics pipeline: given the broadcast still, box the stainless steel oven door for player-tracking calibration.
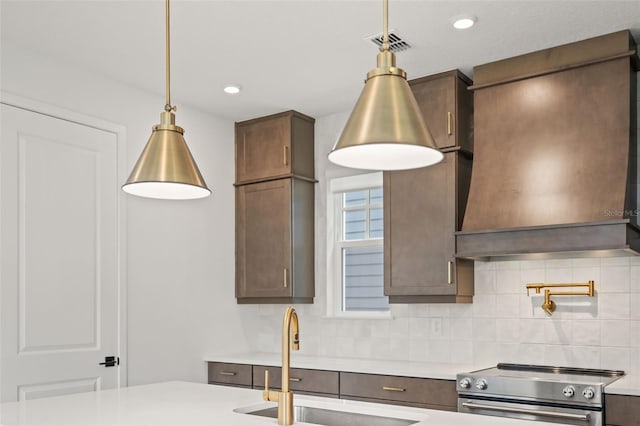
[458,398,601,426]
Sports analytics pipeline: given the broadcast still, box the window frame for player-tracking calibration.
[326,172,391,319]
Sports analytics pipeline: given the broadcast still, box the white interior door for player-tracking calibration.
[1,103,121,402]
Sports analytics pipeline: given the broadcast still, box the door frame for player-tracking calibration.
[0,91,128,389]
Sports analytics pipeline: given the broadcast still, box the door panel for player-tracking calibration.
[384,153,456,296]
[1,104,120,402]
[236,115,291,183]
[236,179,292,298]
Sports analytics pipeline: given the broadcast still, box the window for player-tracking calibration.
[327,173,389,317]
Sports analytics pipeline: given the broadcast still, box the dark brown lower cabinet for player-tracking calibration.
[207,362,252,388]
[339,372,457,411]
[605,394,640,426]
[252,365,339,397]
[206,362,457,411]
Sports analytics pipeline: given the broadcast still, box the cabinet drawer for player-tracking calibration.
[207,362,252,387]
[340,372,457,409]
[253,365,339,396]
[605,394,640,426]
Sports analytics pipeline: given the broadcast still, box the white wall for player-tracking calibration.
[1,43,249,386]
[244,74,640,375]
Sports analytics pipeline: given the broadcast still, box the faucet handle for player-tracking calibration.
[263,370,270,400]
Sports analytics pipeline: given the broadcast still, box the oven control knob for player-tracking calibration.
[475,379,488,390]
[562,385,575,397]
[459,378,472,389]
[582,387,595,400]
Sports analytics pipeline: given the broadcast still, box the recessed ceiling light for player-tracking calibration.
[223,85,241,94]
[452,15,476,30]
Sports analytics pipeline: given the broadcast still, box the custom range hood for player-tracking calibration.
[456,31,640,260]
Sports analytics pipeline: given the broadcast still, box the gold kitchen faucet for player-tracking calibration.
[263,306,299,425]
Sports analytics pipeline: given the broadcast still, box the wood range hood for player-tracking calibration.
[456,30,640,260]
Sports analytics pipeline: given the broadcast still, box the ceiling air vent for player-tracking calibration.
[368,31,411,53]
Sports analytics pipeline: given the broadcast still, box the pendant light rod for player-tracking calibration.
[382,0,389,50]
[164,0,173,112]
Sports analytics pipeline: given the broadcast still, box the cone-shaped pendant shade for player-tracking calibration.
[122,112,210,200]
[329,52,443,171]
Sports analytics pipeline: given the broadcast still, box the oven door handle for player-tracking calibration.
[461,402,590,422]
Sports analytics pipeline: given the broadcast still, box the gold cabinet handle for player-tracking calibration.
[289,377,302,382]
[283,268,288,288]
[219,371,237,376]
[447,112,453,136]
[383,386,406,392]
[447,261,453,284]
[283,145,289,166]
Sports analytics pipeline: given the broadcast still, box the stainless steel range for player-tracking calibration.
[456,363,624,426]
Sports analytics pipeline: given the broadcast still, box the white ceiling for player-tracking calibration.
[2,1,640,122]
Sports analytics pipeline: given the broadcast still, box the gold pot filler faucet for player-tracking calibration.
[263,306,299,425]
[526,280,595,315]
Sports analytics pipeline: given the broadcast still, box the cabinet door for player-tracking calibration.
[411,75,456,150]
[236,180,292,299]
[384,153,456,296]
[236,115,291,183]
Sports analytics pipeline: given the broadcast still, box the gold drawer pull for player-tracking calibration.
[219,371,237,376]
[283,145,289,166]
[289,377,302,382]
[447,261,453,284]
[383,386,406,392]
[283,268,288,288]
[447,111,453,136]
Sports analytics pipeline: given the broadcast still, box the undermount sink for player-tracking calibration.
[234,403,419,426]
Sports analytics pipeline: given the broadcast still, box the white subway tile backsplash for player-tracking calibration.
[600,320,630,347]
[496,294,521,318]
[472,319,497,341]
[545,259,573,269]
[571,320,601,346]
[570,346,601,369]
[449,340,473,364]
[600,257,630,267]
[496,269,522,294]
[630,321,640,347]
[600,266,630,293]
[450,318,473,340]
[544,320,573,345]
[630,266,640,292]
[598,293,631,319]
[496,319,520,342]
[545,268,573,283]
[247,256,640,375]
[409,317,430,339]
[473,294,497,317]
[544,345,573,365]
[601,346,630,371]
[520,319,546,343]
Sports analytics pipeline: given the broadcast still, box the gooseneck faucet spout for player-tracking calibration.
[263,306,299,425]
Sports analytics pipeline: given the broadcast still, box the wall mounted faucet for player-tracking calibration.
[526,280,595,315]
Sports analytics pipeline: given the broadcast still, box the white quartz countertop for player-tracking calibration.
[0,381,567,426]
[205,352,479,381]
[603,375,640,396]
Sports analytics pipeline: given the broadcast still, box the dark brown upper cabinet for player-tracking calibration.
[383,69,474,303]
[409,70,473,153]
[235,110,315,185]
[235,110,315,304]
[384,151,473,303]
[236,178,314,304]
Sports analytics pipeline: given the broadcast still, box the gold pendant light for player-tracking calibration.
[122,0,211,200]
[328,0,443,171]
